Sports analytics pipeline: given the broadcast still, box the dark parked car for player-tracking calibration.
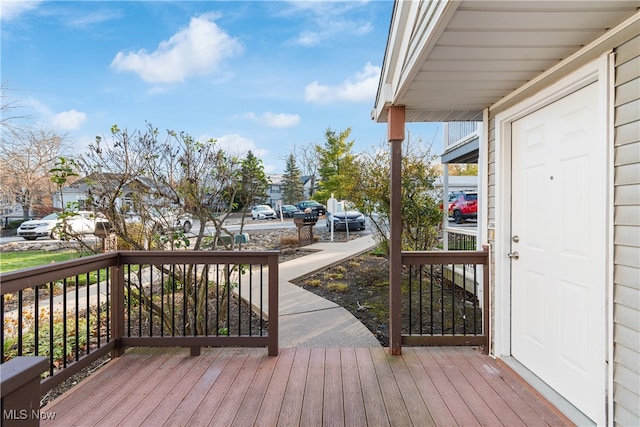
[277,204,300,218]
[326,209,366,231]
[448,191,478,224]
[296,200,326,216]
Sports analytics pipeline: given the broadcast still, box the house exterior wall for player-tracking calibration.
[612,34,640,427]
[485,27,639,426]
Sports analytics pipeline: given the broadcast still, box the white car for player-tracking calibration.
[17,211,101,240]
[251,205,277,220]
[126,209,192,234]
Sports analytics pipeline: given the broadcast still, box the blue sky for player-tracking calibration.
[2,0,442,173]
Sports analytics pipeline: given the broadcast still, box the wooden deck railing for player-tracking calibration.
[401,247,489,351]
[0,251,279,396]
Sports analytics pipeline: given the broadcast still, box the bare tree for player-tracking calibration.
[0,127,69,218]
[0,80,30,137]
[292,143,320,198]
[79,122,248,335]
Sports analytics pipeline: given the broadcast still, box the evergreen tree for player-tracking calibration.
[281,153,304,204]
[237,151,270,209]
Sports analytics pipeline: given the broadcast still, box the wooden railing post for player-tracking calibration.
[482,244,491,354]
[268,253,279,356]
[1,356,48,426]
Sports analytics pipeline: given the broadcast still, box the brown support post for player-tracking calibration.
[0,356,48,427]
[388,105,405,356]
[482,244,491,354]
[268,253,279,356]
[110,263,125,358]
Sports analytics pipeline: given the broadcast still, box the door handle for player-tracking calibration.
[507,251,519,260]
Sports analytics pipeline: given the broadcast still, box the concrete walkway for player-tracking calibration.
[275,234,382,348]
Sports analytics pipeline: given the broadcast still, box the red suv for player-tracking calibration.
[448,192,477,224]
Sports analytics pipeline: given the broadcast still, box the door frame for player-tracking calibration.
[492,53,614,423]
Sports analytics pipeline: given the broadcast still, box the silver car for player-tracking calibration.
[326,209,366,231]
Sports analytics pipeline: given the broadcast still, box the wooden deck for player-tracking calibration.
[42,346,573,426]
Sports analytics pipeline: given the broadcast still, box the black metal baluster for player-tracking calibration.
[215,264,220,336]
[34,286,39,357]
[85,272,90,354]
[473,265,478,335]
[127,265,131,336]
[205,265,209,336]
[17,290,23,356]
[96,269,101,348]
[226,264,231,336]
[0,296,4,361]
[49,282,54,376]
[106,267,110,342]
[63,278,67,367]
[462,264,467,335]
[248,264,252,337]
[440,264,444,335]
[149,266,153,337]
[160,265,165,337]
[419,265,424,335]
[75,276,79,360]
[171,264,176,336]
[138,265,143,337]
[430,265,434,335]
[259,264,263,336]
[238,264,242,336]
[182,265,187,336]
[451,264,455,335]
[193,264,197,337]
[408,265,413,335]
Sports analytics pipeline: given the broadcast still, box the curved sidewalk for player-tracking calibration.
[276,234,381,348]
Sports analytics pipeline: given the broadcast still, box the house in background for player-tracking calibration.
[53,173,154,213]
[373,2,639,425]
[264,174,318,207]
[265,174,283,208]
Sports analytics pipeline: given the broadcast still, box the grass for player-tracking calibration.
[326,282,349,292]
[0,250,86,273]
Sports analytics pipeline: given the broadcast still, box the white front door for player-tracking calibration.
[511,81,606,424]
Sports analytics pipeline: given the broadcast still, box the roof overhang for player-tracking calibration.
[373,0,640,124]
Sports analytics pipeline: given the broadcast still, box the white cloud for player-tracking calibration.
[243,112,300,128]
[285,1,374,47]
[202,134,268,159]
[20,98,87,131]
[111,14,242,83]
[0,0,42,21]
[66,10,122,29]
[51,109,87,130]
[305,62,380,104]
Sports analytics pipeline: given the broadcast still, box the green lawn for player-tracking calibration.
[0,250,85,273]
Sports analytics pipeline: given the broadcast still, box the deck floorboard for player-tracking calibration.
[41,346,574,427]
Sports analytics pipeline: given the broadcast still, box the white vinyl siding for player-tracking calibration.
[613,35,640,427]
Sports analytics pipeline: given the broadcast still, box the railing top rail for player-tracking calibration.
[0,250,281,295]
[401,249,488,265]
[117,250,280,265]
[0,252,119,294]
[443,226,478,237]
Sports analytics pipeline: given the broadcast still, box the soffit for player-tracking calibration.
[373,0,640,123]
